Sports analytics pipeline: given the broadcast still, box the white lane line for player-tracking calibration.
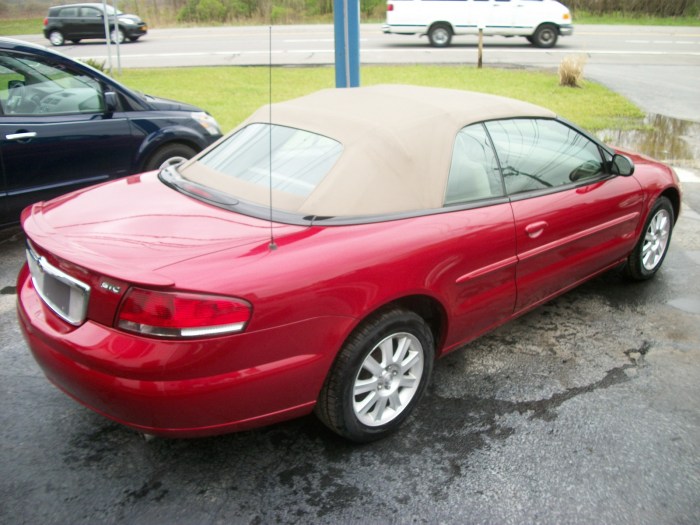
[81,48,700,60]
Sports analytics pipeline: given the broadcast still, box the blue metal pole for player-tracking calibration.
[333,0,360,88]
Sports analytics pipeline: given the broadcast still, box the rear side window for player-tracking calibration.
[445,123,504,205]
[58,7,79,17]
[485,119,605,195]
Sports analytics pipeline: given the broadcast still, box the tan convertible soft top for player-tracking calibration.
[182,84,556,217]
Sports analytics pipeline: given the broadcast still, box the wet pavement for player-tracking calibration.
[599,114,700,170]
[1,165,699,523]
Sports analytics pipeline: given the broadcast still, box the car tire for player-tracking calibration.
[531,23,558,48]
[624,196,674,281]
[144,143,198,171]
[428,23,452,48]
[48,30,65,46]
[315,308,434,442]
[110,28,125,44]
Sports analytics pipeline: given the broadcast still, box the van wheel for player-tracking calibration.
[531,24,558,48]
[315,308,434,442]
[428,24,452,47]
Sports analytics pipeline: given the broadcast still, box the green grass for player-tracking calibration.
[0,18,43,36]
[574,11,700,26]
[118,65,644,133]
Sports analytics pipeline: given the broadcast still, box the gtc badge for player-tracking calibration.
[100,281,121,294]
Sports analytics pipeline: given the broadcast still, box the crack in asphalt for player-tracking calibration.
[425,340,652,432]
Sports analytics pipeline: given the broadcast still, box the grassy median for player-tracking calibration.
[117,64,644,133]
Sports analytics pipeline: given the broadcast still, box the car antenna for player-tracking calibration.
[268,24,277,251]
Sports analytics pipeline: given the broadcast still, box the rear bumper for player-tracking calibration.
[17,264,353,437]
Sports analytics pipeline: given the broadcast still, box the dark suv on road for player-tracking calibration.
[43,3,148,46]
[0,38,223,227]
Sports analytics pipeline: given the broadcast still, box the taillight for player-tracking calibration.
[43,17,48,27]
[117,288,251,338]
[387,4,394,11]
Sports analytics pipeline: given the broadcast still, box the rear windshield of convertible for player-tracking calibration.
[185,123,343,201]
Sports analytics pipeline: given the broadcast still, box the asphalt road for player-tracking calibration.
[15,24,700,121]
[2,23,700,525]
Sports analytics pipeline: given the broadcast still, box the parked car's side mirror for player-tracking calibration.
[104,91,118,114]
[611,154,635,176]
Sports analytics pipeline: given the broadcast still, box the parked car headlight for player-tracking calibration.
[192,112,222,136]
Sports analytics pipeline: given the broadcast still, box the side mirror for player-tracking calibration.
[104,91,118,114]
[611,154,634,176]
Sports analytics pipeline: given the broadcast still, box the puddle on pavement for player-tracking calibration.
[597,114,700,168]
[668,297,700,315]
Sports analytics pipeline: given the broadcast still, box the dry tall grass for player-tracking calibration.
[559,55,588,88]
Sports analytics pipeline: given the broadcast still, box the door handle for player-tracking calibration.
[525,221,548,238]
[6,131,37,141]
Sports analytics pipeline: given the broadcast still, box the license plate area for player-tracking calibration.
[26,244,90,326]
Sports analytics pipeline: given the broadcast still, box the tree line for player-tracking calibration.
[145,0,700,23]
[3,0,698,22]
[568,0,698,17]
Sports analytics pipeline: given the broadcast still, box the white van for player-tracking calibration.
[383,0,573,48]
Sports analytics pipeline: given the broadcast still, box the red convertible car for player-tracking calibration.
[17,85,680,442]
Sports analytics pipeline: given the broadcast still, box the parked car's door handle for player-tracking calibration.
[6,131,37,141]
[525,221,548,238]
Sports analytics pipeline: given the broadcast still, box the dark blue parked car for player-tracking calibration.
[0,38,222,227]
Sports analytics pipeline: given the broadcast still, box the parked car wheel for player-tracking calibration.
[144,143,197,171]
[624,196,674,280]
[48,30,64,46]
[110,28,125,44]
[428,23,452,47]
[531,23,558,48]
[316,308,435,442]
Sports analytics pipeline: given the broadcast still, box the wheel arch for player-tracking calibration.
[535,21,562,35]
[428,21,454,35]
[341,294,448,362]
[660,187,681,225]
[135,130,204,172]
